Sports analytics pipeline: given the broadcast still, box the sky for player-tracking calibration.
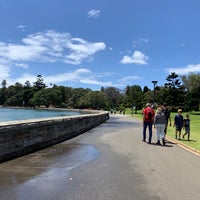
[0,0,200,91]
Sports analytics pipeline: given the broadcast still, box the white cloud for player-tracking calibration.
[121,51,148,64]
[88,9,100,18]
[0,30,106,66]
[165,63,200,75]
[132,38,149,48]
[4,66,141,89]
[116,75,140,87]
[45,68,92,84]
[11,68,115,88]
[80,77,112,87]
[65,39,106,65]
[15,63,29,68]
[14,73,36,85]
[0,65,10,80]
[119,75,140,82]
[11,68,92,87]
[16,25,27,32]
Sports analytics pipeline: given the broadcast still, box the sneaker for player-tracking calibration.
[156,140,161,145]
[162,138,165,146]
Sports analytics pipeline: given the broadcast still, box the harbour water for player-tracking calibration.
[0,108,81,122]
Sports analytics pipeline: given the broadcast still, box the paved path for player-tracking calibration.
[0,115,200,200]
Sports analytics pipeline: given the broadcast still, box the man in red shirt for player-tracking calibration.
[142,103,155,144]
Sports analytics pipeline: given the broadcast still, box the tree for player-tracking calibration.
[33,75,47,91]
[181,73,200,91]
[24,80,31,88]
[165,72,181,89]
[125,85,143,112]
[78,91,108,109]
[143,86,150,93]
[103,87,122,109]
[53,86,68,107]
[70,88,91,108]
[6,93,23,106]
[1,79,7,89]
[164,72,185,110]
[30,88,62,107]
[4,83,23,106]
[181,73,200,111]
[0,80,7,105]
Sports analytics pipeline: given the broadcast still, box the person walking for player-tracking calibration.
[142,103,155,144]
[183,114,191,141]
[154,107,167,145]
[162,102,171,139]
[173,109,184,140]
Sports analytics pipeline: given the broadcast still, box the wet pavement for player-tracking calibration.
[0,143,100,200]
[0,115,200,200]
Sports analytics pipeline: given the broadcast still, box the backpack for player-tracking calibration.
[146,108,153,120]
[163,108,170,119]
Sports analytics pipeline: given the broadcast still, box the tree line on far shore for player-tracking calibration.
[0,72,199,112]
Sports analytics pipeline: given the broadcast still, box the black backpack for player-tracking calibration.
[163,108,170,119]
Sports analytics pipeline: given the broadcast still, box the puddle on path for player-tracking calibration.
[0,143,99,185]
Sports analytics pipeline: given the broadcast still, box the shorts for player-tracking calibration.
[176,126,182,131]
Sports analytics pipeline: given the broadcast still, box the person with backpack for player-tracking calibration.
[162,102,171,139]
[142,103,155,144]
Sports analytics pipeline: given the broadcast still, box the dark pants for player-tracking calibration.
[164,119,169,134]
[143,121,153,143]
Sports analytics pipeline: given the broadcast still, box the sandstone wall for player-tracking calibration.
[0,111,109,163]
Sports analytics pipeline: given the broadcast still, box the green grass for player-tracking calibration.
[125,108,200,151]
[167,112,200,151]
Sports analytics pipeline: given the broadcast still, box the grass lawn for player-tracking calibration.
[125,108,200,151]
[167,112,200,151]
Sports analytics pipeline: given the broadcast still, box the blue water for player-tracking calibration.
[0,108,81,122]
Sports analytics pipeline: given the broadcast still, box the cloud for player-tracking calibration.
[116,76,140,87]
[11,68,113,88]
[15,63,29,68]
[0,65,10,80]
[121,51,148,64]
[13,68,114,89]
[119,75,140,82]
[88,9,100,18]
[80,78,112,86]
[132,38,149,48]
[16,25,27,32]
[165,63,200,75]
[0,30,106,66]
[11,68,92,86]
[46,68,92,84]
[2,64,142,89]
[65,37,106,64]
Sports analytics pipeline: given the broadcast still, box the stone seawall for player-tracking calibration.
[0,110,109,163]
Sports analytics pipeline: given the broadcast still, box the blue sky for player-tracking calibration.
[0,0,200,91]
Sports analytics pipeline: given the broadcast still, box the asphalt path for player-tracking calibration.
[0,115,200,200]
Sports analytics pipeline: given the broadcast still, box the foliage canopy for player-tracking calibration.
[0,73,199,111]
